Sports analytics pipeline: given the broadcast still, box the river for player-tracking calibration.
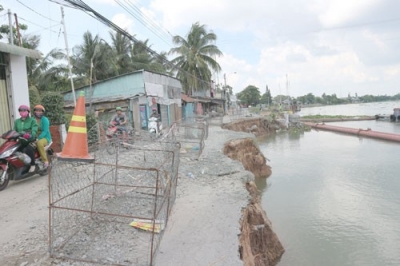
[258,100,400,266]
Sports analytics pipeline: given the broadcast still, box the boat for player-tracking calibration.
[389,108,400,122]
[375,108,400,122]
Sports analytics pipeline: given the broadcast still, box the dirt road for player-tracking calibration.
[0,125,258,266]
[0,174,50,265]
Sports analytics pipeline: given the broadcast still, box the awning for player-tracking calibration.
[181,94,195,103]
[0,42,42,59]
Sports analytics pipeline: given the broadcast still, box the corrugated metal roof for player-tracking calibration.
[64,95,137,108]
[0,42,42,59]
[181,94,195,102]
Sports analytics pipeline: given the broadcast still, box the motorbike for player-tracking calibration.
[105,122,134,154]
[148,117,162,138]
[0,130,54,191]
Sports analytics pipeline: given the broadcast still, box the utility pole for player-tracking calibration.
[14,13,22,46]
[61,7,76,106]
[223,73,227,113]
[8,9,13,45]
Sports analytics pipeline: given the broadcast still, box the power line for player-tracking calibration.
[50,0,212,88]
[114,0,172,47]
[18,16,61,34]
[124,0,174,39]
[115,0,174,47]
[16,0,59,23]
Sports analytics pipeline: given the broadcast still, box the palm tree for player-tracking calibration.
[72,31,115,87]
[130,39,167,74]
[110,31,132,75]
[29,48,69,92]
[169,22,222,95]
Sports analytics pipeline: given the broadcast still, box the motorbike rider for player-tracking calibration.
[150,108,161,132]
[33,105,51,168]
[13,105,38,173]
[110,107,128,141]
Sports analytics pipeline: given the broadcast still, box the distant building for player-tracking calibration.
[63,70,182,131]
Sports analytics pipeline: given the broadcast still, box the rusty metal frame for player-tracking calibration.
[48,143,179,266]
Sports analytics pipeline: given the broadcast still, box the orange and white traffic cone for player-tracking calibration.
[57,92,94,162]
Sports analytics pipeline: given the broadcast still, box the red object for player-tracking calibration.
[57,93,93,162]
[0,130,49,191]
[303,122,400,142]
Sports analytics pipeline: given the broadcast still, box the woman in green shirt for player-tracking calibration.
[33,104,51,168]
[13,105,38,172]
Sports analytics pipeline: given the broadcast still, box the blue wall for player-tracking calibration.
[64,71,145,102]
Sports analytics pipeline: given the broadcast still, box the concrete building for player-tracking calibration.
[0,42,41,139]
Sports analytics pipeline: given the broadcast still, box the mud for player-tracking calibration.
[239,181,285,266]
[221,117,282,137]
[223,138,272,178]
[222,118,284,265]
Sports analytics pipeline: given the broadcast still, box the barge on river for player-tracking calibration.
[375,108,400,122]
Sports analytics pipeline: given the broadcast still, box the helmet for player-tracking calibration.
[34,104,45,112]
[18,105,30,112]
[116,107,122,111]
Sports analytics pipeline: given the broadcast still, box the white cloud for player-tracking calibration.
[317,0,380,27]
[112,13,135,34]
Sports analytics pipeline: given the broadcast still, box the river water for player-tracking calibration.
[258,101,400,266]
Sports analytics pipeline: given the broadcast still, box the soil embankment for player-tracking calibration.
[222,118,284,266]
[222,117,282,137]
[239,181,285,266]
[224,138,271,178]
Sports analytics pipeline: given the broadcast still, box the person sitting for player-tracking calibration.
[150,108,160,120]
[150,108,161,132]
[33,104,51,168]
[110,107,128,141]
[14,105,38,173]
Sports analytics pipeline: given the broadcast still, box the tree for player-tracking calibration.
[130,39,167,74]
[260,85,272,105]
[169,22,222,95]
[28,48,69,93]
[237,85,261,106]
[0,6,27,43]
[110,31,132,75]
[72,31,115,87]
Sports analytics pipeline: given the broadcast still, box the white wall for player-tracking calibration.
[9,54,30,120]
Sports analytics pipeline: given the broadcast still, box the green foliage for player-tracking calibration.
[260,86,272,105]
[169,22,222,95]
[86,112,98,145]
[29,86,41,109]
[41,92,66,125]
[237,85,261,106]
[359,94,397,102]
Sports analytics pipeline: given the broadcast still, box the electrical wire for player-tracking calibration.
[51,0,212,87]
[18,16,61,34]
[16,0,59,23]
[114,0,172,47]
[115,0,174,47]
[123,0,174,39]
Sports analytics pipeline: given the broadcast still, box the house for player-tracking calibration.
[63,70,182,131]
[187,83,226,116]
[0,42,41,139]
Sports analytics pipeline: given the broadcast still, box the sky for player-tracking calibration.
[1,0,400,97]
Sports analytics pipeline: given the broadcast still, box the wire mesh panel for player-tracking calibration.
[174,122,205,160]
[48,123,179,266]
[209,113,224,126]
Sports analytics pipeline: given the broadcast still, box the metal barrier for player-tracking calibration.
[174,118,206,159]
[48,123,179,266]
[224,108,250,123]
[208,113,224,126]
